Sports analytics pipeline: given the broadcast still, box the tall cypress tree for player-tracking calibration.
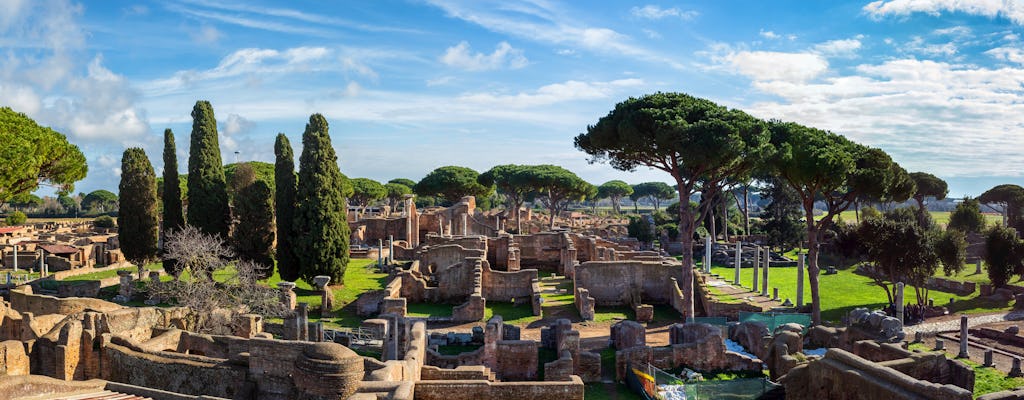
[294,114,350,285]
[274,133,300,281]
[162,129,185,275]
[186,101,230,238]
[232,164,276,278]
[119,147,159,268]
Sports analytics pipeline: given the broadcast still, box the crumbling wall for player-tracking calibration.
[413,375,584,400]
[10,286,123,316]
[481,263,538,302]
[574,260,683,306]
[615,323,763,380]
[780,348,972,400]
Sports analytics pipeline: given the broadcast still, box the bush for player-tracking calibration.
[627,215,655,244]
[948,197,986,233]
[94,215,116,228]
[984,225,1023,288]
[657,223,679,241]
[5,211,27,226]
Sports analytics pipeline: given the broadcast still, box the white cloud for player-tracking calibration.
[425,0,686,69]
[642,29,662,39]
[630,5,698,20]
[426,76,455,86]
[720,51,829,83]
[742,58,1024,177]
[760,29,780,39]
[456,78,645,108]
[933,25,972,36]
[191,25,222,44]
[904,36,958,56]
[440,41,528,71]
[220,113,254,136]
[864,0,1024,25]
[813,37,863,58]
[986,46,1024,64]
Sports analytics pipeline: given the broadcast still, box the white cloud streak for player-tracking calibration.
[630,5,698,20]
[441,41,528,71]
[864,0,1024,25]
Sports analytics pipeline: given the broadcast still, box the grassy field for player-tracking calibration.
[908,343,1024,398]
[822,210,1003,226]
[709,263,1011,323]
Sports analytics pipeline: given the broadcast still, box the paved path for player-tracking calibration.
[903,311,1024,334]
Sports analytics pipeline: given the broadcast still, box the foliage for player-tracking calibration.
[384,182,412,210]
[93,215,115,228]
[233,175,276,279]
[935,229,967,277]
[0,107,88,204]
[57,194,78,214]
[857,209,941,305]
[984,225,1024,288]
[859,206,882,221]
[947,197,987,234]
[762,177,805,250]
[161,129,184,234]
[909,172,947,227]
[9,193,43,209]
[118,148,160,266]
[5,211,26,226]
[979,184,1024,232]
[274,133,300,282]
[479,164,542,232]
[225,161,275,193]
[388,178,416,188]
[767,120,913,324]
[657,223,680,240]
[350,178,387,212]
[597,180,633,214]
[415,166,493,204]
[576,92,772,319]
[294,114,351,285]
[627,215,655,244]
[82,190,118,213]
[186,100,231,238]
[153,227,283,333]
[630,182,675,211]
[531,164,594,229]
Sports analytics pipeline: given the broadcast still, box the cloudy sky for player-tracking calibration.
[4,0,1024,197]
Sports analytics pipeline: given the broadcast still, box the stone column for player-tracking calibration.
[388,235,394,264]
[984,350,994,367]
[704,235,712,273]
[773,288,779,301]
[438,218,444,237]
[314,275,333,316]
[976,260,982,275]
[761,249,770,296]
[733,241,742,285]
[278,282,297,311]
[462,214,468,236]
[378,239,384,267]
[447,220,452,237]
[297,302,310,341]
[958,314,969,359]
[752,247,760,292]
[895,282,905,323]
[702,254,709,274]
[39,249,46,275]
[1012,358,1024,377]
[12,244,17,271]
[797,253,805,307]
[117,270,133,300]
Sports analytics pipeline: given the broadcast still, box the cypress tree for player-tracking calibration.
[162,129,185,275]
[118,148,160,267]
[294,114,350,285]
[186,100,230,238]
[232,164,276,278]
[274,133,300,281]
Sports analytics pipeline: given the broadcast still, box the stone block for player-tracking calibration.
[611,320,646,350]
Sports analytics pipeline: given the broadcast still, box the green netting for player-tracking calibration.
[738,312,811,332]
[686,316,729,326]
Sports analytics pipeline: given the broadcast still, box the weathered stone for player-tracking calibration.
[611,320,646,350]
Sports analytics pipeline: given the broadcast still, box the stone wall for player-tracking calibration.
[573,260,683,306]
[10,286,123,316]
[615,323,762,380]
[413,375,584,400]
[780,348,973,400]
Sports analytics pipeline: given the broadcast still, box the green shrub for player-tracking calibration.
[5,211,26,226]
[94,215,116,228]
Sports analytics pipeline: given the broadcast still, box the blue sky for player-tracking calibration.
[3,0,1024,197]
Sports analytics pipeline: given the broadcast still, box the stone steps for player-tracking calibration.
[44,390,152,400]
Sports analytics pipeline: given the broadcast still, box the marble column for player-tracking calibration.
[733,241,742,285]
[797,253,805,307]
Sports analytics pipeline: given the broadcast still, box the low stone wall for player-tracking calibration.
[55,280,101,298]
[574,288,595,321]
[780,348,972,400]
[925,276,976,295]
[481,264,537,302]
[102,338,249,398]
[413,375,584,400]
[615,323,762,380]
[10,286,123,316]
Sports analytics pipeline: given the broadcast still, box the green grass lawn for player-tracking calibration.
[820,210,1002,226]
[62,263,162,282]
[908,342,1024,398]
[709,263,1011,323]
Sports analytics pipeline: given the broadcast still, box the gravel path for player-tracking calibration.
[903,311,1024,334]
